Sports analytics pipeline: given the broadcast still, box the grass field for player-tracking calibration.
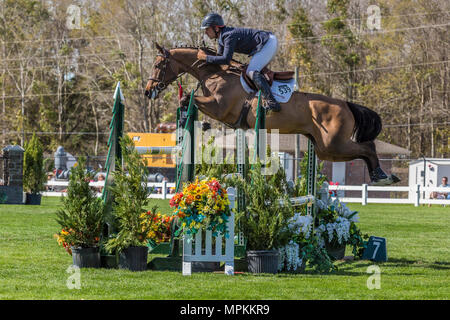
[0,197,449,300]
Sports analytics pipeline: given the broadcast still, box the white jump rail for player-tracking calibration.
[42,180,176,199]
[182,187,236,276]
[328,184,450,206]
[289,195,316,206]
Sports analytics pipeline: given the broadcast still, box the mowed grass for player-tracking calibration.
[0,197,449,300]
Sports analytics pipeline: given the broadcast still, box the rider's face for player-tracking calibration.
[204,26,218,39]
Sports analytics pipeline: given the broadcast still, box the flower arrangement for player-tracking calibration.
[54,229,73,255]
[277,213,335,273]
[54,228,100,256]
[278,213,314,272]
[315,197,368,257]
[278,240,303,272]
[140,210,175,245]
[169,177,232,238]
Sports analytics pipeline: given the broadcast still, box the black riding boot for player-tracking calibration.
[252,71,281,112]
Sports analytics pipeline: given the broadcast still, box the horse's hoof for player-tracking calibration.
[370,179,390,186]
[391,174,401,184]
[370,175,400,186]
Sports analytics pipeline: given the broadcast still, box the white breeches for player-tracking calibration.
[246,34,278,80]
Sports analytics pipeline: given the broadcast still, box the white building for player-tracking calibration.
[409,158,450,199]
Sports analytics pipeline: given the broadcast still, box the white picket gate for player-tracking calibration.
[182,187,236,276]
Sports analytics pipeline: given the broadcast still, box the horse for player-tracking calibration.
[145,43,400,186]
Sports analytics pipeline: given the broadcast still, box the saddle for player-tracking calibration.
[241,64,295,91]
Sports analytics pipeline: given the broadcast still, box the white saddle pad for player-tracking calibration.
[240,75,296,103]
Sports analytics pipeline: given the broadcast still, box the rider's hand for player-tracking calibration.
[197,50,207,61]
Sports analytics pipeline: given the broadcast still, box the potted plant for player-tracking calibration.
[315,197,369,260]
[234,161,293,274]
[104,136,157,271]
[23,134,47,205]
[279,212,336,273]
[54,157,104,268]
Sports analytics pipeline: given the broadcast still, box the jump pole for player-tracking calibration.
[102,82,125,238]
[175,89,198,193]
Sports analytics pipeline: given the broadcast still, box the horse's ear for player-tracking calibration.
[154,42,163,53]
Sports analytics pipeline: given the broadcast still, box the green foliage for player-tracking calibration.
[195,135,236,180]
[234,161,293,251]
[55,157,104,248]
[23,134,47,194]
[299,238,336,273]
[347,222,369,258]
[104,135,157,253]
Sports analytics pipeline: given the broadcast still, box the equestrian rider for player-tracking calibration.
[197,13,281,112]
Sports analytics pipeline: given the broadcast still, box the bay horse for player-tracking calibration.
[145,43,400,186]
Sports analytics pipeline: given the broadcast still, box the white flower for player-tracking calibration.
[278,241,303,271]
[315,225,326,248]
[316,199,328,210]
[288,213,313,238]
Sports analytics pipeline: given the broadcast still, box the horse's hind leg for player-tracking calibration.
[357,140,401,185]
[320,140,400,186]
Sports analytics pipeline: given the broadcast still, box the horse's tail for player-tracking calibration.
[346,101,382,143]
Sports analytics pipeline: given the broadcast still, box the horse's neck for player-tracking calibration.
[173,49,239,84]
[172,49,247,124]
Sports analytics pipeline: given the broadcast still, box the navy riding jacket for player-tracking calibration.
[205,26,272,65]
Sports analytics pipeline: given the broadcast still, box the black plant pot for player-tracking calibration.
[71,247,101,268]
[100,254,118,269]
[26,193,42,205]
[247,250,279,274]
[119,246,148,271]
[325,243,346,260]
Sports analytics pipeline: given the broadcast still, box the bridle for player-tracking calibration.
[146,47,204,98]
[148,49,180,92]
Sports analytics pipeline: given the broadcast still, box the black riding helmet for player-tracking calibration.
[201,13,225,29]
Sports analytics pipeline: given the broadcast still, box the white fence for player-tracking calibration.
[329,184,450,206]
[42,181,450,206]
[43,180,176,199]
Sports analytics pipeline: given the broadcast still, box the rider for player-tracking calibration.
[197,13,281,112]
